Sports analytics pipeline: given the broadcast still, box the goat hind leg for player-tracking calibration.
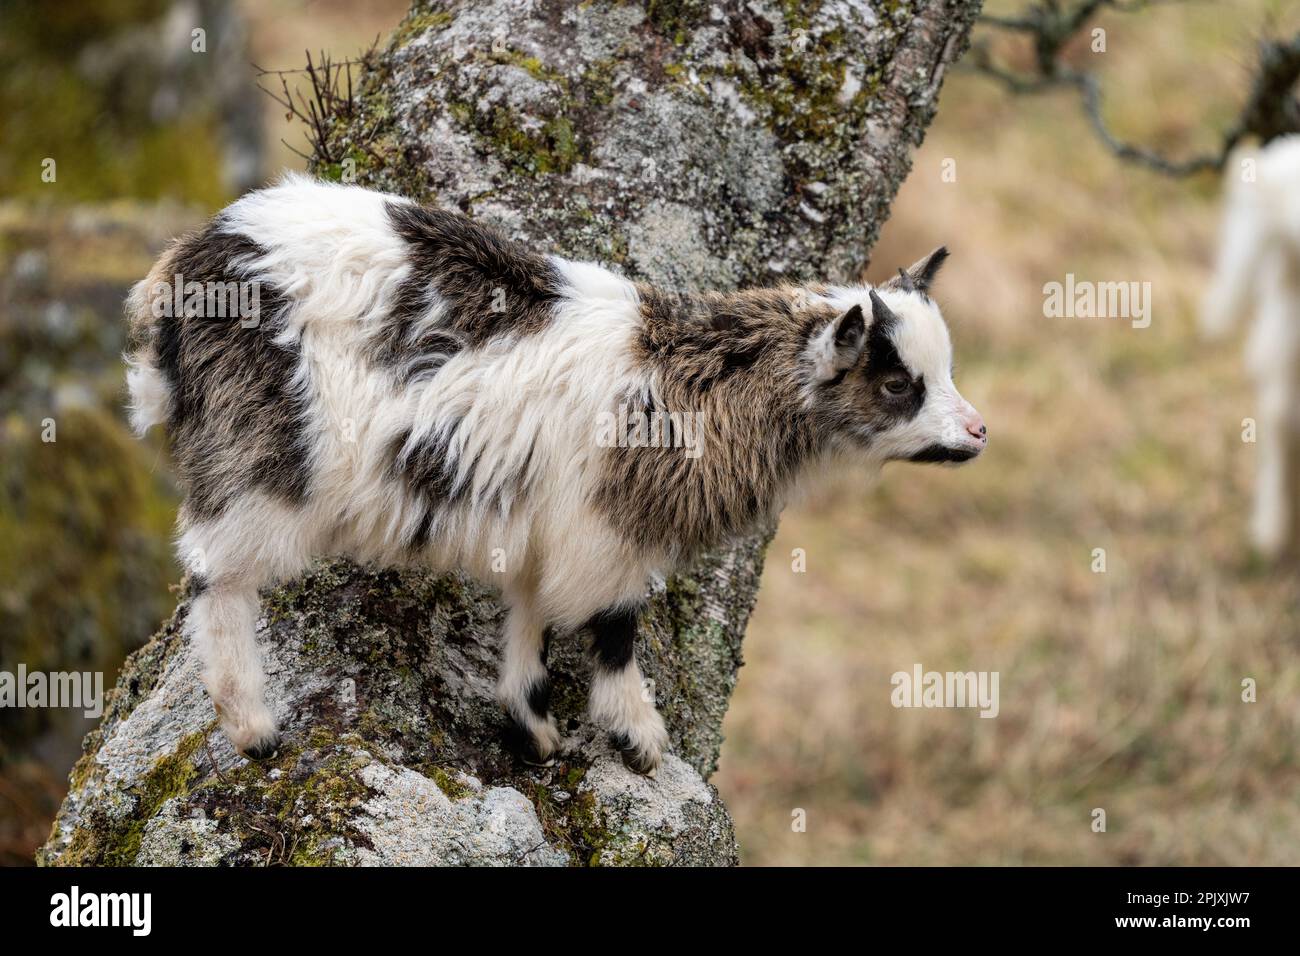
[189,577,280,759]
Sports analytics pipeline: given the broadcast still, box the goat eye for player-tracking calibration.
[884,378,910,396]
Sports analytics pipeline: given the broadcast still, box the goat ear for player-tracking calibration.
[808,304,865,382]
[884,246,949,294]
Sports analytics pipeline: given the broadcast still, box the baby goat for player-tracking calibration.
[126,174,987,773]
[1203,135,1300,559]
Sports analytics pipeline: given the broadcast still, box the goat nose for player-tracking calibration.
[965,414,987,442]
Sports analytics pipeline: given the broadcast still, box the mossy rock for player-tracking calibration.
[41,560,746,866]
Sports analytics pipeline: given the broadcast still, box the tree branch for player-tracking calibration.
[971,0,1300,176]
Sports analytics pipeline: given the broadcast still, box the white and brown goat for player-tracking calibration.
[126,175,986,773]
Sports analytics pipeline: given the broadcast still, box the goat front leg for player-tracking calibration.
[497,592,562,766]
[587,605,668,776]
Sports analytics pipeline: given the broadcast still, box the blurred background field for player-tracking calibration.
[0,0,407,865]
[2,0,1298,865]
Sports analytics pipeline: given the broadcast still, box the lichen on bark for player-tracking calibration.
[40,0,980,866]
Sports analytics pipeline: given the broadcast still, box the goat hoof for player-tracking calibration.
[239,733,281,762]
[611,733,661,777]
[506,719,558,768]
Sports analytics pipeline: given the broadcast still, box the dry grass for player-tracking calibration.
[715,0,1300,865]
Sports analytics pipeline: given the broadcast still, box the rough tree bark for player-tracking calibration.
[40,0,980,866]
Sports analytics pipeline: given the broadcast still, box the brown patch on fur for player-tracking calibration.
[593,286,841,555]
[127,215,314,521]
[376,202,562,382]
[126,243,183,352]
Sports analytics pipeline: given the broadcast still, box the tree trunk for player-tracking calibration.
[40,0,980,867]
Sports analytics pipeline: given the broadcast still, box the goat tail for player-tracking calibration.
[124,243,180,435]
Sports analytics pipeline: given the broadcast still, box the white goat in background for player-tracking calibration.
[1203,135,1300,559]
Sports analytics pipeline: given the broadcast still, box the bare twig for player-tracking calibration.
[1074,71,1229,175]
[513,840,547,864]
[201,730,230,786]
[278,137,315,164]
[251,58,366,77]
[254,49,366,165]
